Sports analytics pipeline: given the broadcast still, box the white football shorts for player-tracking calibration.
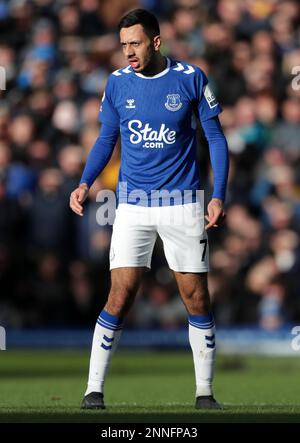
[109,202,209,273]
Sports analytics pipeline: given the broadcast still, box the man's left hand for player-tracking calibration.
[205,198,226,230]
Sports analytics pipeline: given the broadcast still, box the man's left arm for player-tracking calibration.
[201,115,229,230]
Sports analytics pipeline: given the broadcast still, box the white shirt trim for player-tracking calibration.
[135,57,170,79]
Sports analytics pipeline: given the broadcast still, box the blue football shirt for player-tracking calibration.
[99,57,222,206]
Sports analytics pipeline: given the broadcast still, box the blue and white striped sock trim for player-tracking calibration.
[188,313,215,330]
[97,310,123,331]
[189,320,215,329]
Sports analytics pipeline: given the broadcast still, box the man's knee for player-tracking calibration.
[105,287,136,317]
[186,290,210,312]
[179,279,211,314]
[104,267,144,316]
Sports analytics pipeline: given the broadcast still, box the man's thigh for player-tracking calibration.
[110,204,158,270]
[158,203,209,273]
[110,267,146,292]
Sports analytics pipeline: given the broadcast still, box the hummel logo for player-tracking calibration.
[101,334,114,351]
[205,334,215,349]
[126,99,135,109]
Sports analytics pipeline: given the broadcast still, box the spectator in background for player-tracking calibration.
[66,260,100,325]
[130,284,187,329]
[0,140,36,200]
[29,252,68,326]
[272,98,300,159]
[75,178,111,264]
[28,168,73,257]
[58,144,84,196]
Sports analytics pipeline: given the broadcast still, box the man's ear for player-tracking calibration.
[153,35,161,51]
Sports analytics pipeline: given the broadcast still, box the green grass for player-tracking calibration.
[0,350,300,422]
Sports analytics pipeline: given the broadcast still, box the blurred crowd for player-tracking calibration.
[0,0,300,330]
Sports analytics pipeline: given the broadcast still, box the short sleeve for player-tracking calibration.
[196,69,222,123]
[99,75,120,127]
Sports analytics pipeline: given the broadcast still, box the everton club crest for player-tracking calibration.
[165,94,182,112]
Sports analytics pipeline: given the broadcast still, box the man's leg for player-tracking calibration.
[173,271,221,409]
[82,267,144,409]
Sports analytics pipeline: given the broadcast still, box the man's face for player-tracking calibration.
[120,24,159,73]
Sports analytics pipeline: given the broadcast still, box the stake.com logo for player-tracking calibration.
[128,119,176,149]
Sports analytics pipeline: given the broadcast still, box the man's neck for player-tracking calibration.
[140,55,167,77]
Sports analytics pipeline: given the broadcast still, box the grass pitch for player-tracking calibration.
[0,350,300,422]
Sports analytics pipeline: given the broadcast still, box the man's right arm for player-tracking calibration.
[69,122,119,216]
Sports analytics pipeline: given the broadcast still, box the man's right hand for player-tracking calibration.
[69,183,89,216]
